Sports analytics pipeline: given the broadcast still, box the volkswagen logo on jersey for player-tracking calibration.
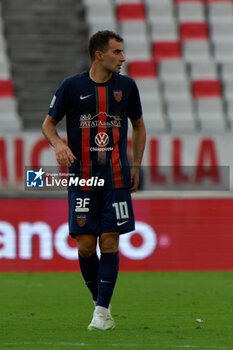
[95,132,109,147]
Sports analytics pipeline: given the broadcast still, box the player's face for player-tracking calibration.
[102,38,125,73]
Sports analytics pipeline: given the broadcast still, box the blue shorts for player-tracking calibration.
[68,189,135,238]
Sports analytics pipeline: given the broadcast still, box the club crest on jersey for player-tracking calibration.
[113,90,122,102]
[76,214,87,227]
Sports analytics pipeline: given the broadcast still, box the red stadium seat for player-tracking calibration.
[128,60,157,78]
[180,22,208,40]
[192,80,222,98]
[117,3,145,21]
[153,42,181,61]
[0,80,14,97]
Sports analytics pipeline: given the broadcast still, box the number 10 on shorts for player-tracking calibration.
[112,201,129,220]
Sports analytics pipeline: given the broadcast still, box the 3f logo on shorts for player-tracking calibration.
[75,198,90,213]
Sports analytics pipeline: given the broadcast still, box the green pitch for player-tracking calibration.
[1,272,233,350]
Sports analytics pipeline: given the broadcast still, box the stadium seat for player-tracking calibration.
[189,61,218,79]
[88,21,117,36]
[163,79,192,101]
[206,0,233,3]
[83,0,112,4]
[117,3,145,21]
[120,20,147,40]
[128,60,157,78]
[146,2,174,23]
[116,0,143,3]
[151,21,178,41]
[0,80,14,97]
[136,78,160,98]
[223,81,233,101]
[85,2,117,36]
[192,80,222,98]
[159,59,187,82]
[226,100,233,125]
[220,62,233,82]
[124,39,151,60]
[208,2,233,23]
[175,0,203,2]
[85,3,115,23]
[210,22,233,43]
[145,0,173,3]
[166,99,196,130]
[177,2,205,22]
[214,42,233,62]
[0,99,21,130]
[0,60,10,79]
[183,41,211,62]
[141,98,166,131]
[180,22,209,40]
[136,78,164,130]
[195,98,226,130]
[153,42,181,61]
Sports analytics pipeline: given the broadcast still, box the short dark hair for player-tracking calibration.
[88,30,123,61]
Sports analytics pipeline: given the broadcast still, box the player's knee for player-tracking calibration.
[76,240,96,258]
[99,233,119,253]
[78,245,96,258]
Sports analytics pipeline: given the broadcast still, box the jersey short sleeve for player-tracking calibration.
[127,79,142,121]
[48,78,71,121]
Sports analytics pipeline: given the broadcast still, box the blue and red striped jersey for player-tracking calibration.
[48,71,142,189]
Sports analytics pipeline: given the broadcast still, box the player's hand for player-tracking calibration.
[130,166,140,193]
[54,141,76,167]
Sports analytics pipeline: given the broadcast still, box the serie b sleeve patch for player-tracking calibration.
[50,95,56,108]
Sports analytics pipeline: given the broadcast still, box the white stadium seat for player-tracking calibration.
[0,60,10,79]
[177,2,205,23]
[223,81,233,102]
[116,0,143,3]
[124,39,151,61]
[166,99,196,130]
[142,97,166,131]
[226,100,233,125]
[208,2,233,24]
[163,80,192,102]
[183,41,211,63]
[214,42,233,63]
[88,21,117,36]
[221,62,233,82]
[189,61,218,80]
[211,22,233,43]
[159,59,187,82]
[85,3,115,24]
[120,20,148,40]
[146,2,174,23]
[151,21,178,41]
[195,98,226,131]
[0,99,21,130]
[136,78,161,99]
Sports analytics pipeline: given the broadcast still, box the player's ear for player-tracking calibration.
[95,50,104,61]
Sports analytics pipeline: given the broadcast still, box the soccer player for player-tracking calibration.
[42,31,146,330]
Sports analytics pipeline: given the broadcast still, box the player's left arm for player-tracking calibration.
[130,116,146,193]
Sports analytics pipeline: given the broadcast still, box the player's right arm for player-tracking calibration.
[42,114,76,167]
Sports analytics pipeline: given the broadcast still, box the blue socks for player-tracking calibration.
[78,252,99,302]
[79,251,119,308]
[97,252,119,308]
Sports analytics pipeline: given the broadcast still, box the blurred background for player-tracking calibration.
[1,0,233,272]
